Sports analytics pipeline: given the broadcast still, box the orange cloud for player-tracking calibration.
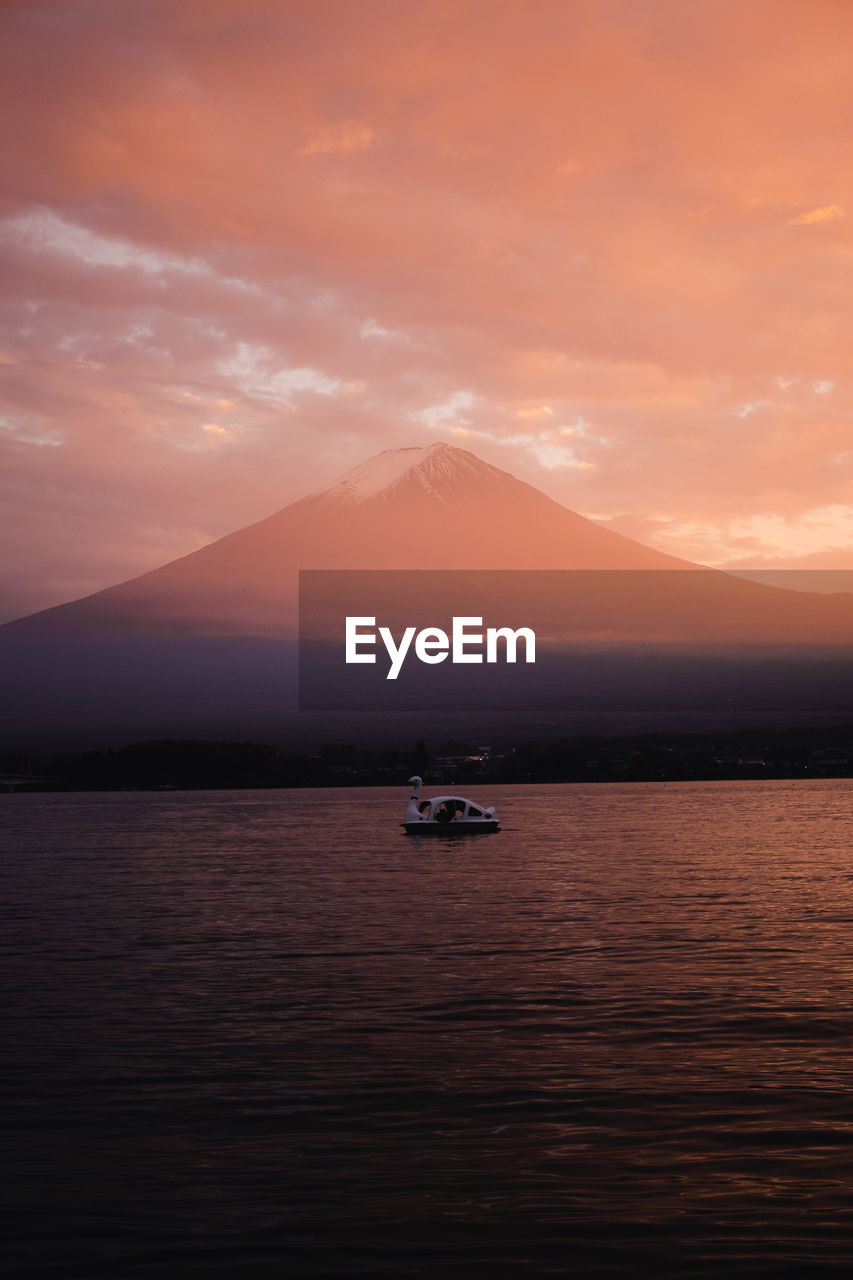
[790,204,845,225]
[300,123,375,157]
[4,0,853,619]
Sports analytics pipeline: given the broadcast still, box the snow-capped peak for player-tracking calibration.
[321,442,477,505]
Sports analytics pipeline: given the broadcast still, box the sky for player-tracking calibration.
[2,0,853,622]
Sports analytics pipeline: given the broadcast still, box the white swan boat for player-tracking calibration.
[402,775,500,834]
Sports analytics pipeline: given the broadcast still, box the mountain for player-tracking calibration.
[5,443,693,638]
[5,441,853,749]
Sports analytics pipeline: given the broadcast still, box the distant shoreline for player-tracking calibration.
[3,723,853,792]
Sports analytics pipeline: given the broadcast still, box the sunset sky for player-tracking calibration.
[3,0,853,622]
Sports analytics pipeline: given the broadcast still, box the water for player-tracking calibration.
[5,780,853,1277]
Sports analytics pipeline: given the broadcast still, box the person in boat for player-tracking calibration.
[436,802,454,823]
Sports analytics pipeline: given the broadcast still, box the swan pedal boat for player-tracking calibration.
[403,775,500,835]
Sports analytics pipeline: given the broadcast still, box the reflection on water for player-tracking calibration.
[5,780,853,1276]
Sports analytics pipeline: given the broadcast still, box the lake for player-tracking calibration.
[5,780,853,1277]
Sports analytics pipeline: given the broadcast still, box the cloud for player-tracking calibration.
[216,343,343,405]
[2,209,211,276]
[4,0,853,617]
[0,414,63,448]
[627,502,853,570]
[790,204,845,225]
[300,122,375,157]
[531,443,594,471]
[413,391,476,430]
[728,506,853,558]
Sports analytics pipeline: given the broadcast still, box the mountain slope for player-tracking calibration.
[5,442,695,636]
[5,441,853,750]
